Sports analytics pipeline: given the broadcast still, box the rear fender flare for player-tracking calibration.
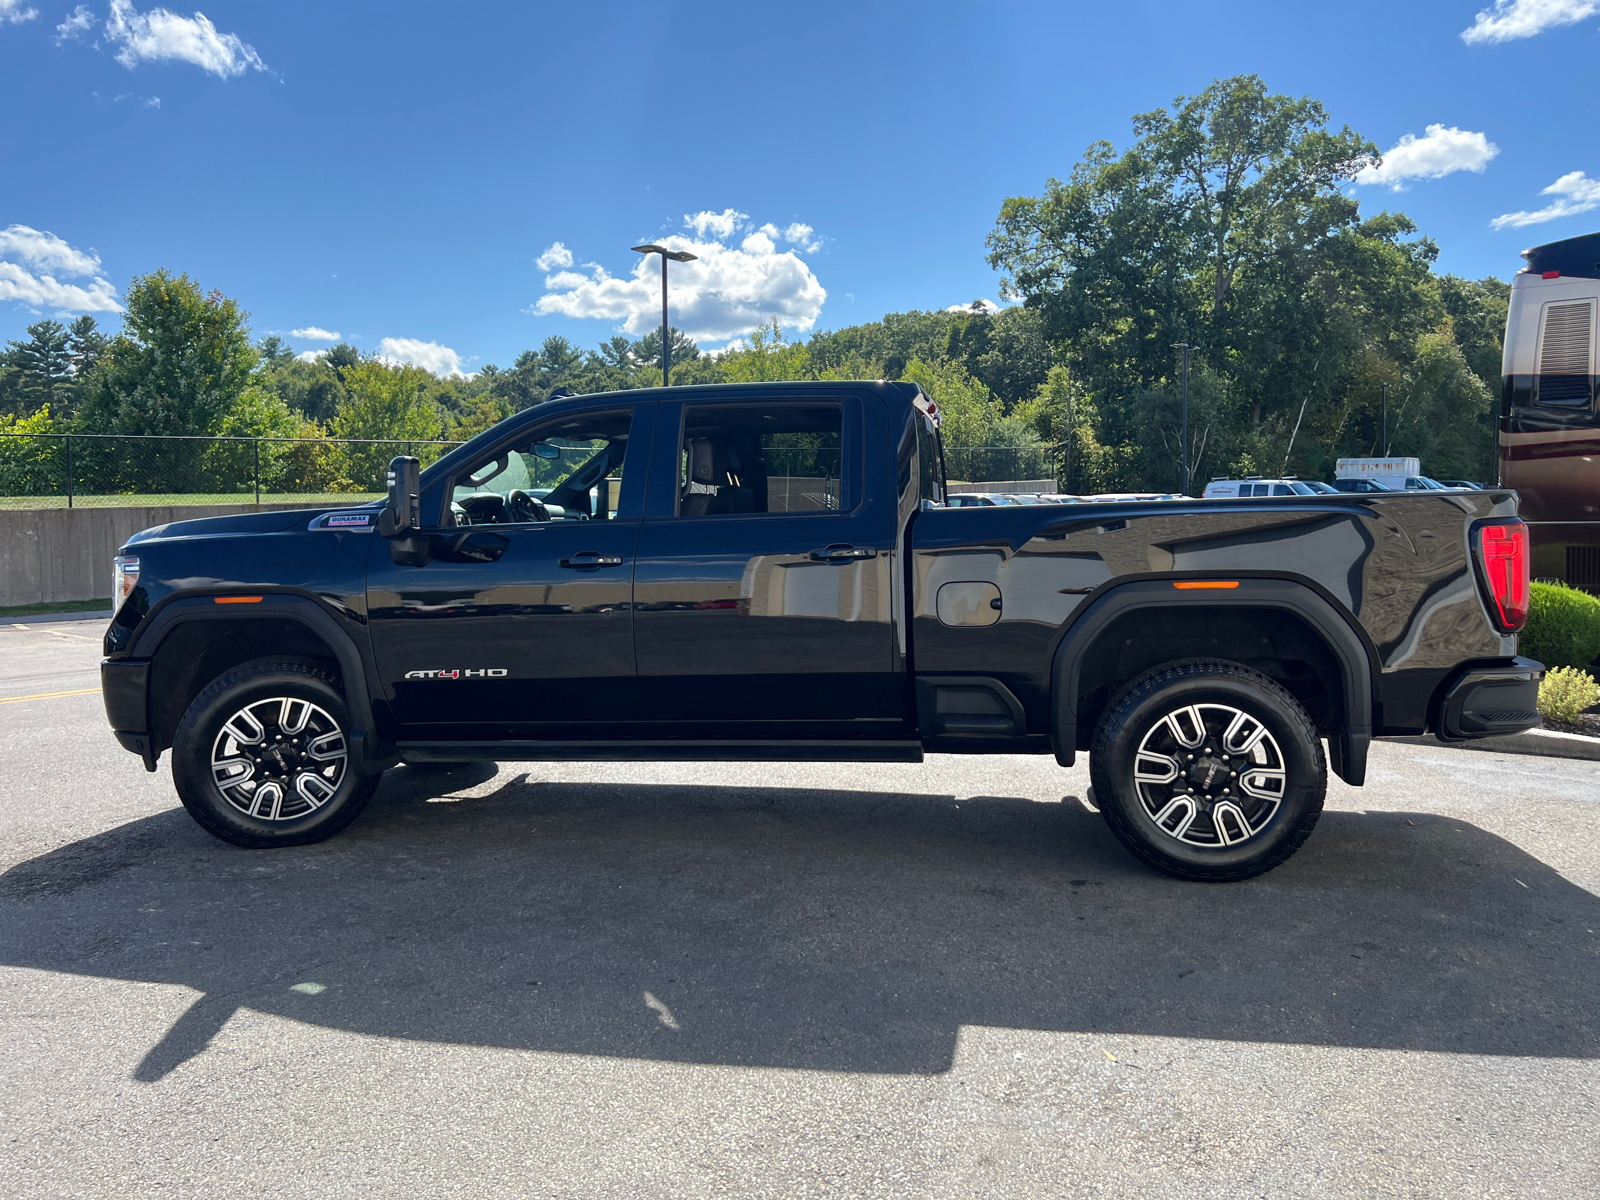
[129,593,396,775]
[1048,578,1375,785]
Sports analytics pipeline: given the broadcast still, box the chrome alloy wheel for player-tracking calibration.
[210,697,348,821]
[1132,703,1287,848]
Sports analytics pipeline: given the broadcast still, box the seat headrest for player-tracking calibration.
[686,438,728,485]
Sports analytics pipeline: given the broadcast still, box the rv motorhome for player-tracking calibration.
[1500,231,1600,590]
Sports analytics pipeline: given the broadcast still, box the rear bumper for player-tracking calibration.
[1435,657,1544,741]
[101,658,157,770]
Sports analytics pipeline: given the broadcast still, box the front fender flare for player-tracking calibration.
[129,593,397,775]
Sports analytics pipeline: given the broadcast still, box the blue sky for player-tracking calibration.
[3,0,1598,376]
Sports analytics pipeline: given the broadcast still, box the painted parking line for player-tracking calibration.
[0,687,102,705]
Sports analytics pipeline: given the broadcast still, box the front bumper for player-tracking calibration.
[1435,657,1544,741]
[102,657,157,771]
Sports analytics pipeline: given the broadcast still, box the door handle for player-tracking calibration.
[810,544,877,562]
[560,553,625,569]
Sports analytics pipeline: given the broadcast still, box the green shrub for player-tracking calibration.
[1519,582,1600,670]
[1538,666,1600,725]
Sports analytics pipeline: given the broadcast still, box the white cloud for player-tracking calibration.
[1355,125,1500,189]
[291,325,340,342]
[1462,0,1598,43]
[535,212,828,346]
[54,4,93,41]
[0,224,105,276]
[105,0,266,77]
[946,299,1002,315]
[0,224,122,313]
[296,349,328,364]
[535,242,573,271]
[781,222,822,253]
[376,337,470,378]
[1491,170,1600,228]
[1,0,38,24]
[685,209,745,239]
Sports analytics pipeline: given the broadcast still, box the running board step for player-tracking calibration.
[398,740,925,764]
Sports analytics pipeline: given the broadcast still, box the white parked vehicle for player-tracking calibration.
[1203,477,1319,498]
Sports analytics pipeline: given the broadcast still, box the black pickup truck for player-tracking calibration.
[101,381,1542,880]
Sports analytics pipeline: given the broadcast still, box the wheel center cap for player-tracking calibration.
[1189,756,1228,791]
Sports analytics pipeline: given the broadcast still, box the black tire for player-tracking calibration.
[1089,659,1325,882]
[171,657,380,848]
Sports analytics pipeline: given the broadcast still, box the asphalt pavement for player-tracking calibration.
[2,618,1598,1198]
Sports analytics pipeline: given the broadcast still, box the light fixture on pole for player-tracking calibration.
[1171,343,1196,495]
[632,244,698,386]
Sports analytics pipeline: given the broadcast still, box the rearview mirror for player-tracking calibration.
[532,442,561,460]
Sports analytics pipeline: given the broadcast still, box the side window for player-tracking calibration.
[1272,484,1294,496]
[676,404,844,517]
[448,408,634,526]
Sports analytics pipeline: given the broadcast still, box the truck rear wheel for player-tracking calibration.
[1089,659,1325,882]
[170,657,381,848]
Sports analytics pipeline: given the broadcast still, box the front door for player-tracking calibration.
[630,393,905,740]
[367,402,651,740]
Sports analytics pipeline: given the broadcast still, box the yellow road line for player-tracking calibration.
[0,687,102,705]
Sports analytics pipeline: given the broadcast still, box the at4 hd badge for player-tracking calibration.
[404,668,510,679]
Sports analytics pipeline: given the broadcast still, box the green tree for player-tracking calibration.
[80,270,258,438]
[330,359,446,490]
[718,320,812,382]
[2,320,74,415]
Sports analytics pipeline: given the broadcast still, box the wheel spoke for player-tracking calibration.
[1163,706,1207,749]
[1151,796,1197,839]
[305,731,347,762]
[211,756,255,788]
[222,710,265,747]
[1134,751,1180,785]
[1239,767,1287,802]
[295,772,337,809]
[280,698,312,736]
[1222,710,1268,756]
[1212,800,1252,845]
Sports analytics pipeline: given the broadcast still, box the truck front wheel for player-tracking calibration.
[170,657,381,848]
[1089,660,1325,882]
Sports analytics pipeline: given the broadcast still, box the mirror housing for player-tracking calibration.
[377,455,430,566]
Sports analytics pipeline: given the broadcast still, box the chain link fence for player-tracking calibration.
[941,444,1057,488]
[0,432,1058,509]
[0,433,464,509]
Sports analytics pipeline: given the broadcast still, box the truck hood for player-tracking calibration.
[122,503,381,548]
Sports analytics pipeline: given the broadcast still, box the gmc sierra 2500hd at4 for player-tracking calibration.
[100,381,1542,881]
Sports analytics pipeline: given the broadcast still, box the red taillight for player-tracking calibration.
[1477,521,1529,632]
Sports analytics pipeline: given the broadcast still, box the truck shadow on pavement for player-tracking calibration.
[3,763,1597,1082]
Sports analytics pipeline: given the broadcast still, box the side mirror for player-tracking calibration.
[378,456,420,536]
[377,455,430,566]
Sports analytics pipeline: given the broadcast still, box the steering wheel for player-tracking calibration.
[506,489,550,523]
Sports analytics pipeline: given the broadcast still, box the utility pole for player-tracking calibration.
[1382,382,1389,455]
[631,244,698,386]
[1171,343,1195,495]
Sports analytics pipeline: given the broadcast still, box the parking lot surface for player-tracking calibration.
[2,618,1598,1198]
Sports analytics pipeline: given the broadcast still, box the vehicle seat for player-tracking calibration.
[682,438,726,516]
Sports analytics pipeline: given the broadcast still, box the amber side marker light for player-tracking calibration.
[1173,580,1240,590]
[214,596,264,604]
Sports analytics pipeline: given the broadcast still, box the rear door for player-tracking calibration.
[630,391,905,739]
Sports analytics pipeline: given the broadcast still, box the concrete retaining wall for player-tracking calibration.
[0,504,305,607]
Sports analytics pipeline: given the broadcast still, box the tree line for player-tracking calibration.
[1,74,1509,494]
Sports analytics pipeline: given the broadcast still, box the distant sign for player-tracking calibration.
[1335,457,1420,479]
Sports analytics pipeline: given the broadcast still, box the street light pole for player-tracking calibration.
[1382,382,1389,456]
[632,244,698,386]
[1171,343,1195,495]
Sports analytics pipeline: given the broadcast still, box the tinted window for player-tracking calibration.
[678,404,843,516]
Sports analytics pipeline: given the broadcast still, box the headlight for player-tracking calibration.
[113,555,141,607]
